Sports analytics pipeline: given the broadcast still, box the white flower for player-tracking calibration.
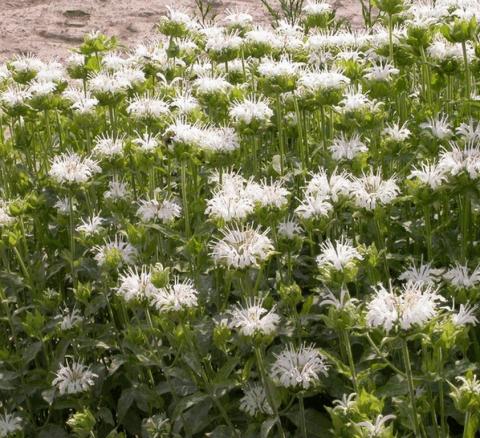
[59,307,83,330]
[398,262,444,285]
[275,20,304,52]
[0,412,22,437]
[366,281,445,332]
[93,235,137,268]
[136,197,182,223]
[104,177,130,201]
[333,393,357,413]
[127,94,170,119]
[319,288,358,310]
[303,0,332,16]
[210,224,274,269]
[54,196,76,215]
[200,126,240,153]
[337,86,382,113]
[205,30,243,54]
[356,414,396,437]
[71,96,99,114]
[427,35,465,61]
[244,28,282,51]
[307,30,361,52]
[383,122,411,142]
[89,72,128,95]
[223,9,253,28]
[364,61,399,82]
[297,68,350,96]
[457,119,480,142]
[451,302,478,326]
[117,265,156,302]
[115,67,146,87]
[9,54,44,73]
[350,169,400,210]
[132,131,160,152]
[439,141,480,179]
[150,277,198,313]
[102,52,130,71]
[443,264,480,289]
[455,374,480,395]
[93,134,124,159]
[170,90,200,114]
[160,6,199,31]
[329,132,367,160]
[229,95,273,126]
[295,194,333,220]
[408,162,447,189]
[28,80,57,97]
[257,56,301,79]
[193,73,232,96]
[278,217,303,239]
[246,179,290,209]
[420,114,452,140]
[239,383,273,416]
[270,343,329,389]
[228,297,280,337]
[52,360,98,395]
[206,188,254,222]
[165,119,206,149]
[316,237,363,272]
[76,213,105,236]
[305,168,351,202]
[0,202,14,228]
[66,52,85,68]
[49,151,100,185]
[0,86,31,109]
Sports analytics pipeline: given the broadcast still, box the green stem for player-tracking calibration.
[438,347,447,438]
[254,346,286,438]
[462,41,471,113]
[401,338,421,437]
[181,159,191,238]
[298,393,307,438]
[463,410,472,438]
[388,14,394,63]
[365,333,407,378]
[341,329,359,393]
[424,204,433,261]
[68,193,77,288]
[275,95,285,175]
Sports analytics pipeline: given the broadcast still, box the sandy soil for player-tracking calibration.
[0,0,363,62]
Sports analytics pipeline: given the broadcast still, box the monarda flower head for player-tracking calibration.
[329,132,367,161]
[93,235,137,269]
[116,265,156,302]
[228,297,280,338]
[52,360,98,395]
[350,169,400,210]
[296,68,350,106]
[270,343,329,390]
[239,382,273,417]
[229,95,273,131]
[126,93,170,119]
[366,281,445,332]
[136,196,182,224]
[210,223,274,269]
[316,237,363,277]
[150,277,198,313]
[49,151,101,186]
[0,412,22,437]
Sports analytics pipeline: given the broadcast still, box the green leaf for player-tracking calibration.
[117,387,136,421]
[260,418,277,438]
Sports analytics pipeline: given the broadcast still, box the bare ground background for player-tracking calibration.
[0,0,362,61]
